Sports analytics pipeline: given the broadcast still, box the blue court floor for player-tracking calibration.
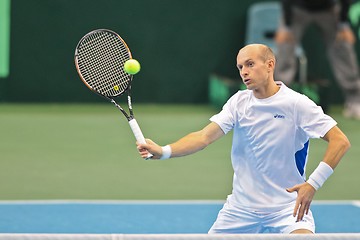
[0,200,359,234]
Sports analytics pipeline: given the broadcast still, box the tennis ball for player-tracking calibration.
[124,59,141,75]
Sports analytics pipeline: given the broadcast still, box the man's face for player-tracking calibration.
[236,47,271,91]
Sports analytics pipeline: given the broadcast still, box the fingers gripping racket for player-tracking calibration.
[74,29,152,159]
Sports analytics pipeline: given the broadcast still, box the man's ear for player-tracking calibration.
[267,59,275,72]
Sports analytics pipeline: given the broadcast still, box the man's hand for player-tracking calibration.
[336,27,356,44]
[275,29,295,44]
[137,139,162,159]
[286,182,316,222]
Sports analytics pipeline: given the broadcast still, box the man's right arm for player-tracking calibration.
[137,122,225,160]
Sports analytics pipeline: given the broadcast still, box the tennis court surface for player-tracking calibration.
[0,200,359,239]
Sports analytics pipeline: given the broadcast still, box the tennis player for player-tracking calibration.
[137,44,351,234]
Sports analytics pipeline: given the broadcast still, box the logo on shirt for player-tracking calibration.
[274,114,285,119]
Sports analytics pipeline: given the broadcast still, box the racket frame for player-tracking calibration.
[74,29,152,159]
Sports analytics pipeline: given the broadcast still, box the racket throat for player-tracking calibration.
[127,95,134,117]
[110,99,132,120]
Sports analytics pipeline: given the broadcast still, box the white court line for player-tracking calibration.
[312,200,360,206]
[353,200,360,207]
[0,200,226,205]
[0,199,359,206]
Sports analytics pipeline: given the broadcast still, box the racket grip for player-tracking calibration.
[128,119,153,159]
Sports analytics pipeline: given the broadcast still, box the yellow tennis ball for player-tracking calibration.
[124,59,141,75]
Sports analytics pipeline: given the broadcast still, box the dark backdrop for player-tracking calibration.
[1,0,357,104]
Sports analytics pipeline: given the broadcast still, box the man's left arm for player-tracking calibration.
[287,126,351,222]
[337,0,356,44]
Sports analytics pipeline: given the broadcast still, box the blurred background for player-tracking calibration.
[0,0,359,201]
[3,0,360,104]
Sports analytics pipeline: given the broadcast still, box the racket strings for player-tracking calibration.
[76,31,131,97]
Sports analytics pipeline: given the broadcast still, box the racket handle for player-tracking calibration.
[128,119,153,160]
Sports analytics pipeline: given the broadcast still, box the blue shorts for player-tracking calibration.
[208,201,315,234]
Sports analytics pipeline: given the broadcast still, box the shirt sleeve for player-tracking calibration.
[281,0,293,27]
[295,94,337,138]
[340,0,351,24]
[209,94,237,135]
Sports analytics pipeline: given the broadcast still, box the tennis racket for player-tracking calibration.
[74,29,152,159]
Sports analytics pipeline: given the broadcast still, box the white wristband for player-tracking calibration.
[307,162,334,190]
[160,145,172,160]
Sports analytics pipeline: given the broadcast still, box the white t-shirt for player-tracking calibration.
[210,82,337,211]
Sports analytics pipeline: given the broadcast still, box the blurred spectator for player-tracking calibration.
[275,0,360,119]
